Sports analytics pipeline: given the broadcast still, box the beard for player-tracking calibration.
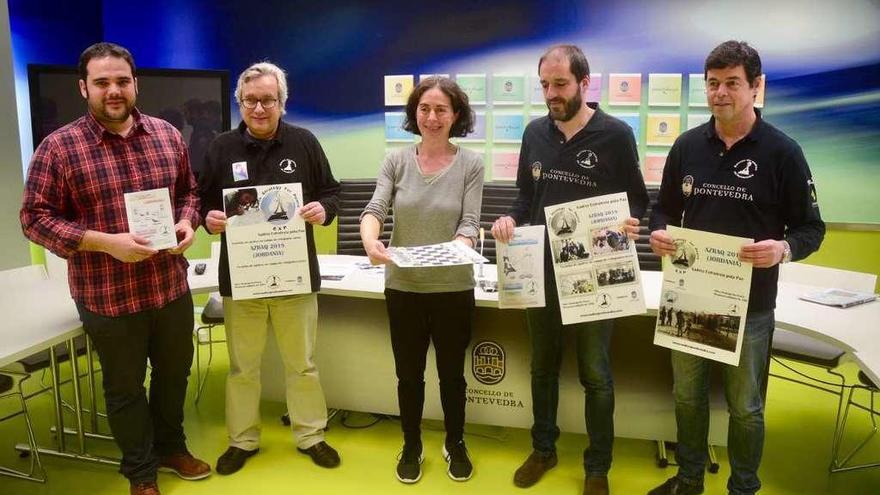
[546,90,583,122]
[86,89,136,125]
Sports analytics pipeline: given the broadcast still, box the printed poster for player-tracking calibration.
[223,183,310,300]
[543,192,646,324]
[384,112,411,142]
[686,112,710,130]
[653,226,753,366]
[492,151,519,180]
[646,113,680,146]
[492,74,526,104]
[688,74,708,107]
[456,74,487,105]
[608,73,642,106]
[493,113,525,143]
[497,225,546,309]
[648,73,682,107]
[387,240,488,268]
[612,113,640,142]
[644,152,667,184]
[384,75,414,106]
[460,111,487,142]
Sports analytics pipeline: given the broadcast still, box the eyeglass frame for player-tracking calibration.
[239,97,279,109]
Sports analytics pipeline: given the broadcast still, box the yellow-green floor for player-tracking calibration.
[1,325,878,494]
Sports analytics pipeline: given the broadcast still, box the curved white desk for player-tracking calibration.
[187,254,879,444]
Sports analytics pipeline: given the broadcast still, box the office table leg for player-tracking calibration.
[15,341,120,467]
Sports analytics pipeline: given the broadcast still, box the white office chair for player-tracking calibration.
[772,262,877,473]
[0,370,46,482]
[193,242,226,404]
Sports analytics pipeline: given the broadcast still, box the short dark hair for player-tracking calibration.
[78,42,136,80]
[704,40,762,87]
[403,77,475,138]
[538,44,590,82]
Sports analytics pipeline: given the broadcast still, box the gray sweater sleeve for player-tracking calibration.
[455,156,484,243]
[361,155,396,224]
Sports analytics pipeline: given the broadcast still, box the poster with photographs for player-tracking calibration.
[543,192,645,324]
[223,183,310,300]
[497,225,546,309]
[653,226,753,366]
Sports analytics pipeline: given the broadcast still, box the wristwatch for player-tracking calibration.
[781,240,792,264]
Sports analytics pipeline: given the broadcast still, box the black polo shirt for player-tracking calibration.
[198,121,340,296]
[509,104,649,226]
[649,109,825,312]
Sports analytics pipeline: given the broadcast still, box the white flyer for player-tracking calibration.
[653,226,753,366]
[223,183,310,300]
[123,187,177,250]
[387,240,489,268]
[497,225,546,309]
[543,192,645,324]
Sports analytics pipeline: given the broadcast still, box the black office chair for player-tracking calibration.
[0,370,46,482]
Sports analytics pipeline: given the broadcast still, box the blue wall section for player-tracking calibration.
[9,0,880,222]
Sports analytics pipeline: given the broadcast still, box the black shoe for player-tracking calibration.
[216,447,258,475]
[396,443,423,484]
[647,476,704,495]
[442,441,473,481]
[297,441,341,468]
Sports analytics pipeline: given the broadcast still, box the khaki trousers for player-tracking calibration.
[223,293,327,449]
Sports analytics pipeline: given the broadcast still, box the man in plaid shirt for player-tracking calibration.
[20,42,210,495]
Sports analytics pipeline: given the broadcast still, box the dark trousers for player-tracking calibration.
[384,288,474,448]
[77,293,194,484]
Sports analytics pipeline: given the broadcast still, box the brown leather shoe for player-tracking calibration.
[584,475,609,495]
[130,481,160,495]
[158,451,212,480]
[297,441,341,468]
[513,450,558,488]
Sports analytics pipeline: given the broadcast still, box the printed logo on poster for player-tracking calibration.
[472,341,505,385]
[259,184,301,225]
[672,239,698,269]
[576,149,598,169]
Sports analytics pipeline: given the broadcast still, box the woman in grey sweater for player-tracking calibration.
[360,76,483,484]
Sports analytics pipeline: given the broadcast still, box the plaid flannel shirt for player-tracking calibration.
[21,109,201,317]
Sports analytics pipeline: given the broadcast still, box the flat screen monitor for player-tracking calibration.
[27,65,231,176]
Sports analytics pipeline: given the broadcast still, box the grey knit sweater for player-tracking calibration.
[362,145,484,293]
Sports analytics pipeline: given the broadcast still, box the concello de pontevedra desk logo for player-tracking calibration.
[472,341,505,385]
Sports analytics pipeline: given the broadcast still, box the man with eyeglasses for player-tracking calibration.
[197,61,341,475]
[647,41,824,495]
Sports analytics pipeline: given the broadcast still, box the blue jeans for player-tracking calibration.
[525,284,614,476]
[672,310,774,495]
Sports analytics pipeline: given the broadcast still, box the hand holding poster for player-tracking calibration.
[124,187,177,250]
[497,225,546,309]
[223,183,311,300]
[653,226,753,365]
[543,192,645,324]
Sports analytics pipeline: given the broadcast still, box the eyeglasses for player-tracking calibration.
[240,97,278,109]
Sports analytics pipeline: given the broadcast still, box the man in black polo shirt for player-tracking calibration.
[647,41,824,495]
[492,44,648,495]
[197,62,341,475]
